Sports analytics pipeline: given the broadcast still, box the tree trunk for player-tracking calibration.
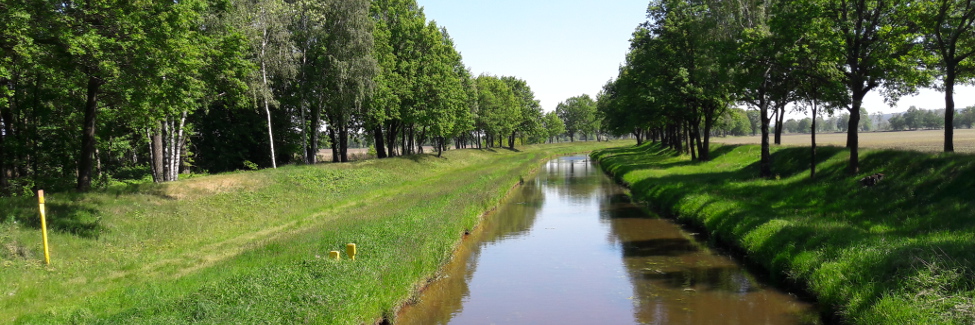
[386,121,398,157]
[150,122,163,182]
[308,103,321,164]
[329,127,338,163]
[0,94,11,190]
[373,126,387,159]
[811,100,818,179]
[847,90,864,174]
[774,103,785,145]
[945,67,956,152]
[0,113,6,192]
[339,122,349,162]
[77,76,103,191]
[509,131,516,149]
[760,96,772,178]
[172,111,187,180]
[437,137,443,157]
[701,115,713,161]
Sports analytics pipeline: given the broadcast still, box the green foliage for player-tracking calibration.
[714,108,752,136]
[556,94,597,141]
[594,143,975,324]
[0,0,540,194]
[475,74,520,146]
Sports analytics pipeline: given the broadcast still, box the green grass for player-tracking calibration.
[0,141,628,324]
[592,142,975,324]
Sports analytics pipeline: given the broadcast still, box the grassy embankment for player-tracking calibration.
[592,143,975,324]
[0,140,628,324]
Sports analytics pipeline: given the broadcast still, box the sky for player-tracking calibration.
[418,0,975,117]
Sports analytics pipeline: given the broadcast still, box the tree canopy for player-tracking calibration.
[0,0,549,195]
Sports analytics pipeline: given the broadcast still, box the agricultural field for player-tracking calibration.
[713,129,975,153]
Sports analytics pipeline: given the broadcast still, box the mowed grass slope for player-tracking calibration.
[593,143,975,324]
[0,140,628,324]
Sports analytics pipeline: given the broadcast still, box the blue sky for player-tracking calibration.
[419,0,649,113]
[418,0,974,117]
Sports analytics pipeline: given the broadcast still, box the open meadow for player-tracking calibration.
[713,129,975,153]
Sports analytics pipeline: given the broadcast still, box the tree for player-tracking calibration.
[556,95,597,142]
[320,0,376,162]
[543,111,565,143]
[43,1,150,191]
[236,0,297,169]
[475,75,518,147]
[824,0,929,173]
[502,76,543,147]
[921,0,975,152]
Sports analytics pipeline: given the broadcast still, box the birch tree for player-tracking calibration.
[237,0,296,168]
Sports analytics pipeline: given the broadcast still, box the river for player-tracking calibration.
[396,155,823,324]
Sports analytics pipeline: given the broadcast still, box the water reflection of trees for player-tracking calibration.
[599,179,819,325]
[541,158,602,203]
[478,176,546,243]
[396,172,547,325]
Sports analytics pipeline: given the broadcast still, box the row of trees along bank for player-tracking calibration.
[0,0,574,196]
[598,0,975,177]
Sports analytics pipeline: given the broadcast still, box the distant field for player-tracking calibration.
[712,128,975,153]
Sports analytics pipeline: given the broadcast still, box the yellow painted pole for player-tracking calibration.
[37,190,50,265]
[346,243,356,260]
[329,251,340,260]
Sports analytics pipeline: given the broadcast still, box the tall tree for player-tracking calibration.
[47,0,148,191]
[556,94,597,142]
[475,75,518,147]
[502,76,542,148]
[825,0,928,173]
[921,0,975,152]
[321,0,376,162]
[236,0,296,168]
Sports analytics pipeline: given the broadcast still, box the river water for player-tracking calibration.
[396,156,822,325]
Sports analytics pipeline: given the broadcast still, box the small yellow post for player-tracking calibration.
[329,251,341,260]
[37,190,51,265]
[346,243,357,260]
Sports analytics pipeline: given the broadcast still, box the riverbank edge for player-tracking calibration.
[590,142,975,325]
[590,149,837,324]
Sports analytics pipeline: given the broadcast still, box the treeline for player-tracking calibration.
[598,0,975,177]
[0,0,567,196]
[886,106,975,131]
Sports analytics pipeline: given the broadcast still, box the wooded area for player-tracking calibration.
[597,0,975,177]
[0,0,578,196]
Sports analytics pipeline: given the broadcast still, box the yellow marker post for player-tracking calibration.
[37,190,51,265]
[329,251,341,260]
[346,243,357,260]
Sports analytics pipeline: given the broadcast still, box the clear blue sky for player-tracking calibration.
[419,0,649,113]
[418,0,974,117]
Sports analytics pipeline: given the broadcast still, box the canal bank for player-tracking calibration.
[396,156,821,324]
[1,142,629,324]
[590,143,975,325]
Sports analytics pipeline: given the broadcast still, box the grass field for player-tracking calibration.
[593,143,975,324]
[713,128,975,153]
[0,140,628,324]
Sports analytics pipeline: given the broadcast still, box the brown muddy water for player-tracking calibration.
[396,156,823,325]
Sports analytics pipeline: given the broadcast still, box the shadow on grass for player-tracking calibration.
[1,194,105,239]
[594,141,975,322]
